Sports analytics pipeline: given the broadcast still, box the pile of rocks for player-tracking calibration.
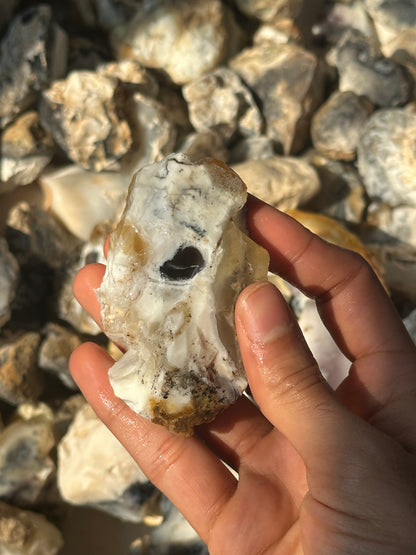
[0,0,415,553]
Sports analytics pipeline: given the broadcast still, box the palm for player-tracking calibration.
[70,197,416,554]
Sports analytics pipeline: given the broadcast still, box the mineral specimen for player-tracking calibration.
[98,154,269,435]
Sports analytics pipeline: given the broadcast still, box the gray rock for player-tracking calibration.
[121,93,176,175]
[178,131,228,163]
[312,1,378,45]
[359,202,416,300]
[230,41,324,154]
[404,308,416,344]
[335,29,412,107]
[0,239,19,330]
[357,108,416,207]
[305,152,367,225]
[40,70,132,171]
[311,90,373,160]
[58,403,160,522]
[0,501,63,555]
[365,0,416,47]
[383,28,416,90]
[6,202,81,269]
[0,111,55,190]
[229,135,276,164]
[0,4,68,128]
[183,67,263,144]
[232,156,320,210]
[0,332,43,406]
[0,403,55,505]
[38,323,81,390]
[112,0,244,85]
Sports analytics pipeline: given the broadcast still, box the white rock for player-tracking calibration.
[112,0,240,85]
[98,154,269,435]
[41,165,128,241]
[58,403,155,522]
[0,501,63,555]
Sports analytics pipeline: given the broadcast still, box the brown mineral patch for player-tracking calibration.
[111,220,148,265]
[149,397,226,436]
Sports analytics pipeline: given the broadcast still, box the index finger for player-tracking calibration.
[246,195,416,362]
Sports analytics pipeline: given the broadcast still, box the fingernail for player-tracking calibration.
[239,282,293,343]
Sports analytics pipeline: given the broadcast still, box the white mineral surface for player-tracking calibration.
[98,153,269,434]
[58,403,153,522]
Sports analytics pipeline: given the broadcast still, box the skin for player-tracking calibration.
[70,196,416,554]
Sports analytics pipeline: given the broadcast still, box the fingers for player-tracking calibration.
[69,342,237,543]
[235,281,359,470]
[246,197,416,430]
[247,196,415,360]
[73,263,105,328]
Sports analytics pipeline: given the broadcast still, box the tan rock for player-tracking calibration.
[232,156,320,210]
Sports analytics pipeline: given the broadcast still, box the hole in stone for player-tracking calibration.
[160,245,205,281]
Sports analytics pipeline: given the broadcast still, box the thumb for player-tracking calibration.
[235,281,354,470]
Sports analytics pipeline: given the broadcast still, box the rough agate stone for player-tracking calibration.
[98,153,269,435]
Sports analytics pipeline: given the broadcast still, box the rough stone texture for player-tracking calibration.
[230,41,324,154]
[357,108,416,207]
[229,135,276,163]
[0,111,55,191]
[0,333,43,406]
[383,28,416,89]
[359,202,416,300]
[404,308,416,343]
[112,0,243,85]
[0,5,68,129]
[6,202,81,269]
[305,152,367,225]
[232,156,320,210]
[0,239,19,330]
[335,29,412,107]
[0,403,55,505]
[40,71,132,171]
[121,93,176,176]
[365,0,416,47]
[183,67,263,144]
[311,90,373,160]
[40,165,128,241]
[97,59,159,98]
[234,0,303,21]
[98,154,269,435]
[253,17,302,45]
[178,131,228,163]
[312,0,378,45]
[38,323,81,390]
[0,501,63,555]
[58,403,158,522]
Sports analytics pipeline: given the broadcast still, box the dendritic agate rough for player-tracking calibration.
[98,153,269,435]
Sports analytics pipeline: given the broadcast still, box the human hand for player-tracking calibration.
[70,196,416,554]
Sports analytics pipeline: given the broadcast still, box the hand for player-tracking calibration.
[70,196,416,554]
